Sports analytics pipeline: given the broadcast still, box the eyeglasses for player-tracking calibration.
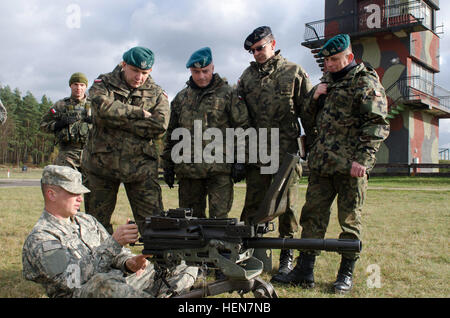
[248,40,271,54]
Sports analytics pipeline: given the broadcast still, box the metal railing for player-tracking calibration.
[304,0,429,42]
[440,149,450,160]
[302,162,450,176]
[385,76,450,112]
[304,14,355,42]
[371,162,450,177]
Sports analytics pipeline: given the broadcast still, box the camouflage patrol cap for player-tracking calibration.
[318,34,351,58]
[123,46,155,70]
[41,165,90,194]
[244,26,273,51]
[186,47,213,69]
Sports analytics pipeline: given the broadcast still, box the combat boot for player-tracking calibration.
[272,252,316,289]
[270,249,294,283]
[333,257,356,294]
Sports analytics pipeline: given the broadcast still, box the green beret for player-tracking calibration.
[123,46,154,70]
[186,47,213,69]
[318,34,351,58]
[69,72,88,87]
[244,26,272,51]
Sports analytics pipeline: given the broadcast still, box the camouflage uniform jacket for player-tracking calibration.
[22,210,134,298]
[82,65,169,182]
[238,51,312,167]
[302,63,390,176]
[40,96,92,150]
[162,74,249,179]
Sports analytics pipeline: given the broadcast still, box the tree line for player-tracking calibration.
[0,85,56,166]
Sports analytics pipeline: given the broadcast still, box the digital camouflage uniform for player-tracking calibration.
[40,96,92,171]
[81,65,170,234]
[22,210,197,298]
[238,51,312,238]
[300,62,390,260]
[162,74,249,218]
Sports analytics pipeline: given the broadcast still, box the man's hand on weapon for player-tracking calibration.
[163,167,175,189]
[232,163,246,183]
[54,116,79,132]
[112,220,139,246]
[125,254,151,277]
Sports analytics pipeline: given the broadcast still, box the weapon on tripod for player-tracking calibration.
[138,153,362,298]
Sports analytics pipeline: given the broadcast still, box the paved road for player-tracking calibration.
[0,179,41,187]
[0,178,449,191]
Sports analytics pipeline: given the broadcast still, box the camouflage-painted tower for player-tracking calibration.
[302,0,450,166]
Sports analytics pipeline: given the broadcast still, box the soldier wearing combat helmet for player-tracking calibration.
[161,47,249,219]
[81,46,170,234]
[238,26,313,283]
[40,72,92,171]
[277,34,390,294]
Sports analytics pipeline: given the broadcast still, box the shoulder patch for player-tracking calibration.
[162,91,168,99]
[42,248,68,278]
[94,79,102,83]
[42,240,63,252]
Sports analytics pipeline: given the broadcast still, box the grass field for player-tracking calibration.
[0,173,449,298]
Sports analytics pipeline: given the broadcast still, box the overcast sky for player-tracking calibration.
[0,0,449,147]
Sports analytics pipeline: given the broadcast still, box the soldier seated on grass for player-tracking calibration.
[22,165,198,298]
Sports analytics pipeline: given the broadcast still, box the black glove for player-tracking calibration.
[163,168,175,189]
[231,163,246,183]
[54,116,78,132]
[83,116,93,124]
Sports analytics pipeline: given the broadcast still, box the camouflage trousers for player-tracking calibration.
[84,170,163,235]
[241,164,301,238]
[300,171,368,260]
[54,147,83,171]
[73,263,198,298]
[178,174,233,219]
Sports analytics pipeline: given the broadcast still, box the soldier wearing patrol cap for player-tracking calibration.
[40,72,92,171]
[161,47,249,220]
[278,34,390,294]
[22,165,198,298]
[238,26,313,283]
[81,46,170,234]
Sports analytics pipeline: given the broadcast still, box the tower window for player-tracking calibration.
[411,62,434,95]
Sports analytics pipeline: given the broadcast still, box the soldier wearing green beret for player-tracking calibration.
[81,46,170,234]
[40,72,92,171]
[161,47,249,220]
[238,26,313,283]
[277,34,390,294]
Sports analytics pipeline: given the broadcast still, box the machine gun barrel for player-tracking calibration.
[244,238,362,253]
